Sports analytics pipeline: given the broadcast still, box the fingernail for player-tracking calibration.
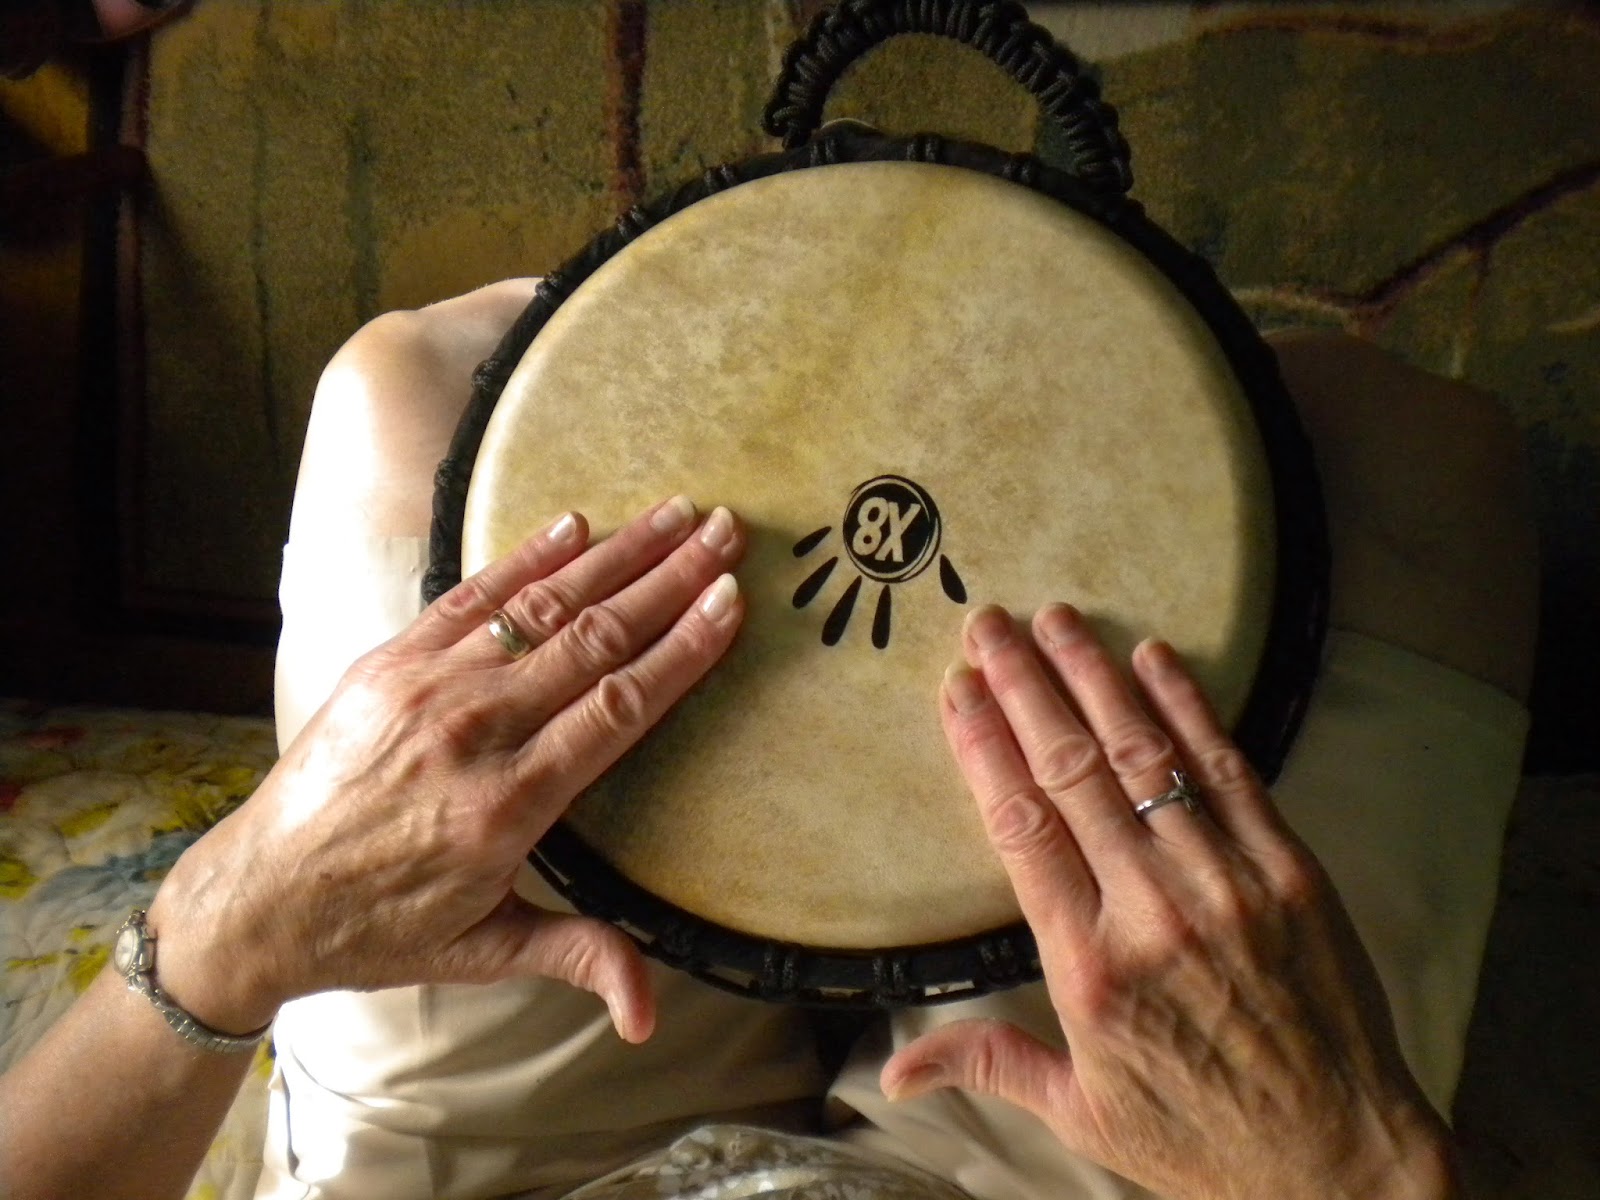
[548,512,579,543]
[885,1060,946,1103]
[606,995,628,1040]
[964,606,1012,653]
[943,663,988,714]
[1140,638,1180,676]
[651,494,695,533]
[699,505,734,550]
[1037,602,1083,649]
[699,573,739,622]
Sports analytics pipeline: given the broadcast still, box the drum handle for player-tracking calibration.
[762,0,1133,196]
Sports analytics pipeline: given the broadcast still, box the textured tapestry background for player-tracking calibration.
[129,1,1598,766]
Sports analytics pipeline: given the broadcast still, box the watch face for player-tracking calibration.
[113,923,141,975]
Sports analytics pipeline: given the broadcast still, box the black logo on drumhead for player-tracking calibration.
[792,475,967,650]
[843,475,940,583]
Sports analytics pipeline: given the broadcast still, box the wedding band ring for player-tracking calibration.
[487,609,533,660]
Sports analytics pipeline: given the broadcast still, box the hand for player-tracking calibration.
[145,496,747,1044]
[881,605,1460,1200]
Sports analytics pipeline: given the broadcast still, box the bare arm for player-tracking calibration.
[1,489,749,1198]
[0,920,264,1200]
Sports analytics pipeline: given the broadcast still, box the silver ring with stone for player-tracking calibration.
[1132,769,1204,821]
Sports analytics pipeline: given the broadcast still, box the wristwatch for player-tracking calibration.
[112,908,271,1054]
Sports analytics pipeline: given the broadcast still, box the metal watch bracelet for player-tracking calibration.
[114,909,270,1054]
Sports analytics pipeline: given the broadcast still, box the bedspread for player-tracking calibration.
[0,698,279,1200]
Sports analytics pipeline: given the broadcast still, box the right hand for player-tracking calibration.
[882,605,1460,1200]
[145,496,746,1044]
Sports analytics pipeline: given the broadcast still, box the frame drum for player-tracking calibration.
[427,10,1326,1008]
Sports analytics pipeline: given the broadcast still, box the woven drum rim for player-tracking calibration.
[426,127,1330,1008]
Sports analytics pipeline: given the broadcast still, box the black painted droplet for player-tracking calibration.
[939,555,967,603]
[871,585,892,649]
[793,526,832,557]
[821,577,862,645]
[792,556,838,609]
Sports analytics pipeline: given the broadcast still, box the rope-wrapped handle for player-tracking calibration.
[763,0,1133,196]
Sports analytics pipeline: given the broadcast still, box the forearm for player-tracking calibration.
[0,966,257,1200]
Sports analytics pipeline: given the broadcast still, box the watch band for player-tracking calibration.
[114,909,271,1055]
[125,971,270,1054]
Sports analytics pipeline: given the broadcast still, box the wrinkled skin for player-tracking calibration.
[879,604,1461,1200]
[150,497,748,1046]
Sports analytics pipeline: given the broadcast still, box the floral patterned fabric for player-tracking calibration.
[0,698,279,1200]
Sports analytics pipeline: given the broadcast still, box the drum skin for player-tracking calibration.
[462,161,1276,950]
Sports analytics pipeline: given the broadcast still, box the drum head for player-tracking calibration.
[432,132,1327,1004]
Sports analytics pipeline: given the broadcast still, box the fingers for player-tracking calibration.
[512,908,657,1045]
[447,896,658,1044]
[940,663,1100,941]
[961,607,1143,857]
[881,1018,1068,1116]
[402,509,589,651]
[504,505,745,726]
[1131,639,1287,849]
[517,572,745,821]
[1032,604,1216,852]
[464,495,707,667]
